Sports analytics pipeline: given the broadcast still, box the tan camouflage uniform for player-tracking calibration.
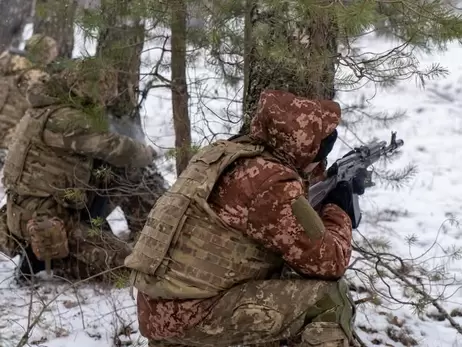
[0,58,156,282]
[126,90,355,346]
[0,35,58,150]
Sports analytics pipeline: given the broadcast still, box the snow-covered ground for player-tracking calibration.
[1,25,462,346]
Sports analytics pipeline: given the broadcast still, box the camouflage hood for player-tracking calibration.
[249,90,341,172]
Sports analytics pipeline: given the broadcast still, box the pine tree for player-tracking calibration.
[33,0,77,58]
[242,0,338,133]
[170,0,192,175]
[185,0,462,133]
[74,0,167,234]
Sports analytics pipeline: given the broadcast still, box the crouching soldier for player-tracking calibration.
[0,34,59,153]
[0,58,156,285]
[126,90,362,346]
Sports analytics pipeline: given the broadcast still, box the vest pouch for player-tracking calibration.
[191,143,225,165]
[130,270,217,299]
[6,195,34,240]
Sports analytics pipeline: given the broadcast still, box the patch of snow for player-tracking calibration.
[0,254,146,347]
[106,205,131,240]
[19,23,34,49]
[72,26,97,58]
[1,23,462,347]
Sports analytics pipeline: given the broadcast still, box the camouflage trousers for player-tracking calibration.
[147,279,355,347]
[0,194,131,283]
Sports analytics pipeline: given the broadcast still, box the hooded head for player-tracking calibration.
[58,57,118,106]
[249,90,341,175]
[25,34,58,65]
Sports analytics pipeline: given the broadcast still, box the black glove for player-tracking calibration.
[352,168,367,195]
[323,181,362,228]
[323,181,353,215]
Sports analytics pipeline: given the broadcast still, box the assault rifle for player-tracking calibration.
[308,131,404,228]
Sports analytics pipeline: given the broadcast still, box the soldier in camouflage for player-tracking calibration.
[0,57,156,284]
[0,34,59,153]
[125,90,361,346]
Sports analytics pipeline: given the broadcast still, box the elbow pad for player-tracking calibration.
[291,195,325,240]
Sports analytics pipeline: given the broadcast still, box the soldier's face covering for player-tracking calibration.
[313,129,337,163]
[301,129,337,182]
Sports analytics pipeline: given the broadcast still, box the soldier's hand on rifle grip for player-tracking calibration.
[352,168,367,195]
[323,182,355,222]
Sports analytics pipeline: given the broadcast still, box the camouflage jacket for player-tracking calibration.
[0,52,41,149]
[2,76,155,210]
[135,90,353,340]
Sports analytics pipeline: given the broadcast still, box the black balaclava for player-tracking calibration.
[313,129,338,162]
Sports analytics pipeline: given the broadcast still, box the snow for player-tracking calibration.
[106,206,131,240]
[2,24,462,347]
[0,253,143,347]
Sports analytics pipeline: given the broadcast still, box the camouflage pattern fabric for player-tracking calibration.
[125,140,283,301]
[0,52,37,151]
[3,86,155,209]
[27,215,69,261]
[4,194,131,282]
[249,90,340,174]
[52,221,132,283]
[0,71,156,282]
[0,36,58,153]
[58,57,119,107]
[133,89,354,344]
[39,105,155,168]
[0,206,17,257]
[140,279,354,346]
[24,34,58,65]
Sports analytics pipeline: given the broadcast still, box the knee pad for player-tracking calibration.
[305,279,355,342]
[301,322,348,346]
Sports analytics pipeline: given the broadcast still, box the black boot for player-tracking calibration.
[14,246,46,287]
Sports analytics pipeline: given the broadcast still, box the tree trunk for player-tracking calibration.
[170,0,191,176]
[96,0,145,129]
[241,0,337,134]
[95,0,166,234]
[33,0,77,58]
[0,0,34,51]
